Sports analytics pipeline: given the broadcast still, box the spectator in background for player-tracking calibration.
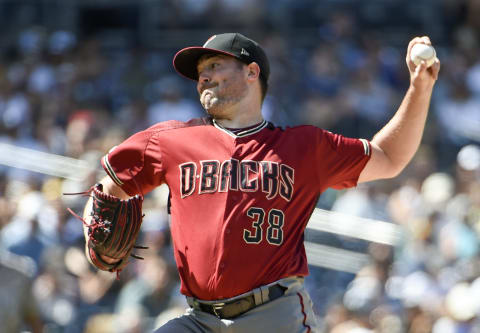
[146,75,203,125]
[0,231,44,332]
[115,253,178,330]
[435,77,480,161]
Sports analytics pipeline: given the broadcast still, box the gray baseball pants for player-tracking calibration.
[153,276,320,333]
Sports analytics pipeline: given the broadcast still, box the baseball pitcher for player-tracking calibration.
[80,33,440,332]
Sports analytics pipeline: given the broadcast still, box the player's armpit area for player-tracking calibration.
[357,142,401,183]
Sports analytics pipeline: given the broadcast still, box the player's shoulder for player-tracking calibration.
[267,123,343,151]
[267,123,328,136]
[146,117,212,134]
[115,117,212,149]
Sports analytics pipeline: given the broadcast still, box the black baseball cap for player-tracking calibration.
[173,33,270,83]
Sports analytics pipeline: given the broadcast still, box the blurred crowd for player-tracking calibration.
[0,0,479,332]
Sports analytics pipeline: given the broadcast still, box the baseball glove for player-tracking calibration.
[69,183,147,273]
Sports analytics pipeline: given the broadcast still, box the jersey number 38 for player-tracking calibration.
[243,207,284,246]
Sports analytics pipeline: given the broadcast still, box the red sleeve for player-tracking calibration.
[315,129,371,190]
[101,129,165,196]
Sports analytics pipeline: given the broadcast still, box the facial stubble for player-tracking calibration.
[199,74,248,118]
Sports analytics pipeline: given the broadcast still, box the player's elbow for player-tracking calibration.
[371,155,407,180]
[358,162,403,183]
[383,158,410,179]
[371,167,402,182]
[378,148,412,179]
[385,166,404,179]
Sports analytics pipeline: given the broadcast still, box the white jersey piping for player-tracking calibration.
[212,119,268,138]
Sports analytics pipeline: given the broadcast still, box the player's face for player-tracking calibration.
[196,55,248,117]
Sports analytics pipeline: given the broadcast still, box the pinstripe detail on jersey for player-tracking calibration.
[212,119,268,138]
[103,155,124,186]
[359,139,371,156]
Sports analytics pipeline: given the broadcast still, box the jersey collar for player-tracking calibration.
[212,119,268,138]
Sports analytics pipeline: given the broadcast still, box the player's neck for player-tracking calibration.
[214,95,263,128]
[213,111,263,129]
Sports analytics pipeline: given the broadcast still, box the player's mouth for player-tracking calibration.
[200,89,218,110]
[199,83,218,95]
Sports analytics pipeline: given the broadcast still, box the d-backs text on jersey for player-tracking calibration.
[179,159,294,201]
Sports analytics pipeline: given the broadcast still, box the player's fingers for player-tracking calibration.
[407,37,423,72]
[407,36,432,56]
[406,37,425,69]
[420,36,432,45]
[416,60,427,75]
[430,57,441,80]
[407,37,423,54]
[406,36,435,73]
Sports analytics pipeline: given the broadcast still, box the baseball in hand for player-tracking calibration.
[410,43,436,67]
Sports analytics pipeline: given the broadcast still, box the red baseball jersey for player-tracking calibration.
[101,117,371,300]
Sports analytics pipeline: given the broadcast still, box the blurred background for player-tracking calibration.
[0,0,479,332]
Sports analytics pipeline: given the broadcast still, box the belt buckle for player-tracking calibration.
[212,302,225,318]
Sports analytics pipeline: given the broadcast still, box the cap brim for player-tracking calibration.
[173,47,238,81]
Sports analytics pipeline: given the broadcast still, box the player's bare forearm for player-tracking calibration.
[358,36,440,183]
[372,82,433,174]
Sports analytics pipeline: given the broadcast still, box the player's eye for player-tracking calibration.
[198,62,220,76]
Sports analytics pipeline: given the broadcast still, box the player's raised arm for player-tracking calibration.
[358,36,440,183]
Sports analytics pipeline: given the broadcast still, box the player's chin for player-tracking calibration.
[205,108,220,117]
[203,104,223,117]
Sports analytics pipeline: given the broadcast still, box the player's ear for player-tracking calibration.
[246,62,260,82]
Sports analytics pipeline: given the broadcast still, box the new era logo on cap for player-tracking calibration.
[173,33,270,83]
[241,48,250,56]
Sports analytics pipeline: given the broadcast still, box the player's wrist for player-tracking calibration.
[409,76,436,91]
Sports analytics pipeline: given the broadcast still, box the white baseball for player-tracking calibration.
[410,43,436,67]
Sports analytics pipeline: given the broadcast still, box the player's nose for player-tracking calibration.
[197,74,211,93]
[198,71,211,84]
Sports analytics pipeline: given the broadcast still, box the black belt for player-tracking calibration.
[189,284,286,319]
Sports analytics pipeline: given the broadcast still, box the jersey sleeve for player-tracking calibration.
[315,129,371,190]
[101,129,165,196]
